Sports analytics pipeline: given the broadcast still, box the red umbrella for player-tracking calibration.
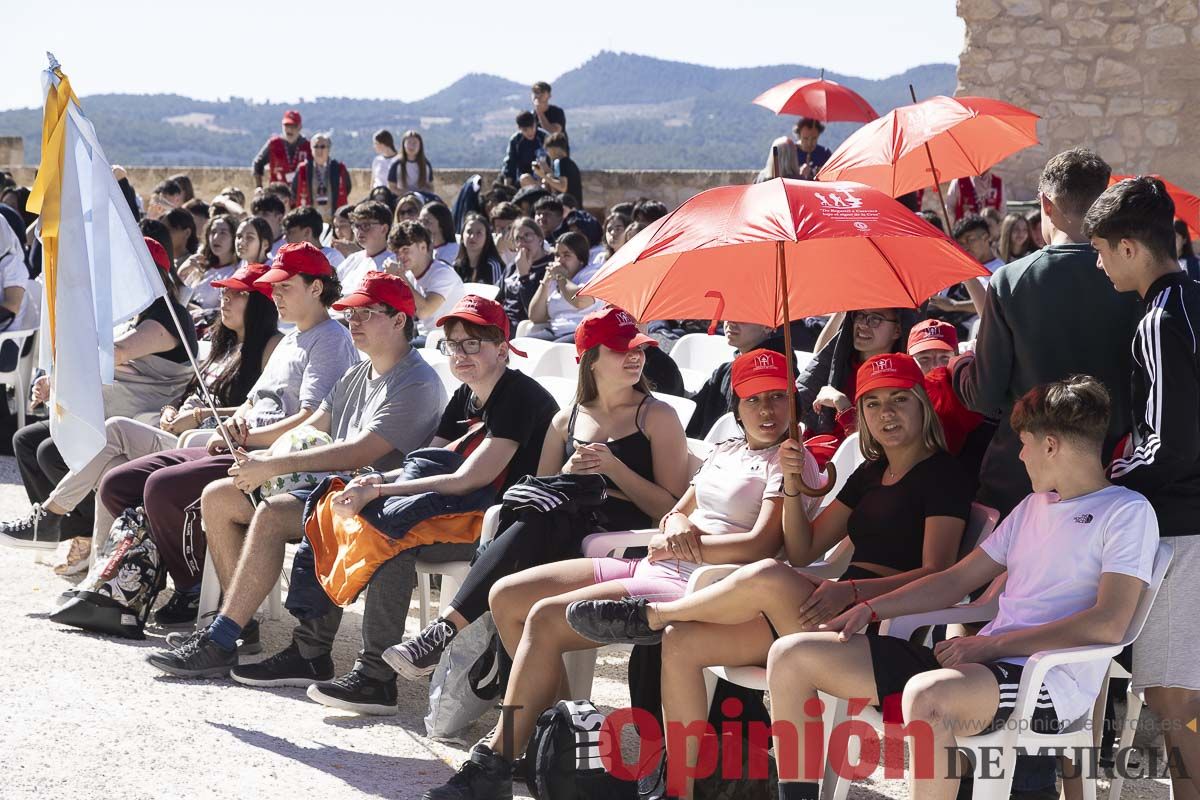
[816,95,1039,199]
[583,178,987,489]
[753,74,878,123]
[1111,174,1200,238]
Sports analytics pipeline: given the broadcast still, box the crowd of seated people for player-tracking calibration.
[1,111,1199,800]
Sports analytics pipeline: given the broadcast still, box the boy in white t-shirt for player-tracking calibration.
[387,219,464,341]
[764,375,1158,800]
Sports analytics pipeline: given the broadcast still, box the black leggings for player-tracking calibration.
[451,499,651,624]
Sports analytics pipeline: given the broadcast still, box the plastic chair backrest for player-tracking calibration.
[531,343,579,379]
[1121,540,1174,647]
[817,432,863,510]
[795,350,815,371]
[462,282,501,301]
[539,376,578,409]
[432,360,462,394]
[509,337,557,375]
[652,391,696,428]
[670,334,736,373]
[703,412,741,444]
[424,327,446,351]
[958,503,1000,560]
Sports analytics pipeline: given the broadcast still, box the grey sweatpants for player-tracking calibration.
[292,541,477,679]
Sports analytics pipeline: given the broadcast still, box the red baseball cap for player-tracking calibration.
[255,242,334,285]
[144,237,170,273]
[211,263,274,298]
[730,349,790,399]
[574,306,657,361]
[907,319,959,355]
[282,109,302,126]
[437,294,527,358]
[332,271,417,316]
[855,354,926,401]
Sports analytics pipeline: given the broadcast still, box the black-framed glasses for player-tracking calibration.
[352,222,383,232]
[438,338,498,356]
[853,311,899,329]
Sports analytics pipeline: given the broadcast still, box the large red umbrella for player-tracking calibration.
[1111,174,1200,238]
[752,74,877,123]
[816,95,1039,200]
[583,178,987,490]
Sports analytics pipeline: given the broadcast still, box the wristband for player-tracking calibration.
[849,580,859,603]
[862,599,879,623]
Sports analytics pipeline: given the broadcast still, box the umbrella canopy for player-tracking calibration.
[816,95,1039,197]
[1110,173,1200,239]
[583,179,988,328]
[752,77,877,123]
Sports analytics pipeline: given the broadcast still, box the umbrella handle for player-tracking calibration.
[794,460,836,498]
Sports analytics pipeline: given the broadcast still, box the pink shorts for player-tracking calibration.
[591,556,694,602]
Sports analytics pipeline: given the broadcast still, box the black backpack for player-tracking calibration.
[521,700,640,800]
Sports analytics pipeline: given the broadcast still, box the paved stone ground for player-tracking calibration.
[0,455,1174,800]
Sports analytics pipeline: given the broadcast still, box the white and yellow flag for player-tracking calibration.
[26,58,165,470]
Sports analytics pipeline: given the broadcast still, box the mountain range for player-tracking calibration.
[0,51,956,170]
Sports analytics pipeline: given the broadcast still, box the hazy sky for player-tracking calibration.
[1,0,964,111]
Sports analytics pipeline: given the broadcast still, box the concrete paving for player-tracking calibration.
[0,455,1173,800]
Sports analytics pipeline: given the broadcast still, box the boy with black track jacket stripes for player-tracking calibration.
[1084,176,1200,800]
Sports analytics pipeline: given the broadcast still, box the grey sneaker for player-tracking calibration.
[566,597,662,645]
[383,617,458,680]
[146,630,237,678]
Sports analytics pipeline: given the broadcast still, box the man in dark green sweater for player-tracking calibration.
[953,147,1140,517]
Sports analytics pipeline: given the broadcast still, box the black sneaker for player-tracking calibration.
[154,591,200,627]
[166,619,262,655]
[566,597,662,645]
[423,743,513,800]
[230,642,334,688]
[307,670,398,715]
[145,630,237,678]
[0,504,61,550]
[383,617,458,680]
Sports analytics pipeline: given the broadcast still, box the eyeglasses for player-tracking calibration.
[312,144,329,150]
[853,311,899,329]
[438,338,498,356]
[352,222,383,232]
[342,307,393,323]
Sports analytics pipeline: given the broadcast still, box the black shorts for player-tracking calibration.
[763,564,883,641]
[866,633,1065,734]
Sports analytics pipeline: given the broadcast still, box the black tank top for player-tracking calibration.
[565,394,657,486]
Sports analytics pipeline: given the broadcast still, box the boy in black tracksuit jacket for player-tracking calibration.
[1083,176,1200,800]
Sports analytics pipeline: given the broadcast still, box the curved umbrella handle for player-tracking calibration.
[705,291,726,336]
[795,460,836,497]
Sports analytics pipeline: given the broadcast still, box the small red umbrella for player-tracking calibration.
[753,72,878,123]
[1110,174,1200,239]
[583,178,987,490]
[816,94,1039,222]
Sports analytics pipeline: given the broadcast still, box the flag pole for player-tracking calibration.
[153,286,239,456]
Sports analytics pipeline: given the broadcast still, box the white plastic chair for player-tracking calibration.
[818,432,863,511]
[794,349,815,371]
[508,337,557,375]
[651,391,696,428]
[0,328,38,429]
[530,343,579,379]
[196,548,283,626]
[703,412,742,444]
[670,333,735,375]
[424,327,446,352]
[538,376,578,409]
[461,282,501,301]
[415,504,503,627]
[432,360,463,394]
[821,540,1173,800]
[678,366,710,395]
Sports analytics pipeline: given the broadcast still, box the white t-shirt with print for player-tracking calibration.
[980,485,1158,724]
[689,438,820,534]
[548,261,603,337]
[411,259,465,336]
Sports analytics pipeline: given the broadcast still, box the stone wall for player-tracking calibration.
[957,0,1200,199]
[0,161,757,217]
[0,137,23,168]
